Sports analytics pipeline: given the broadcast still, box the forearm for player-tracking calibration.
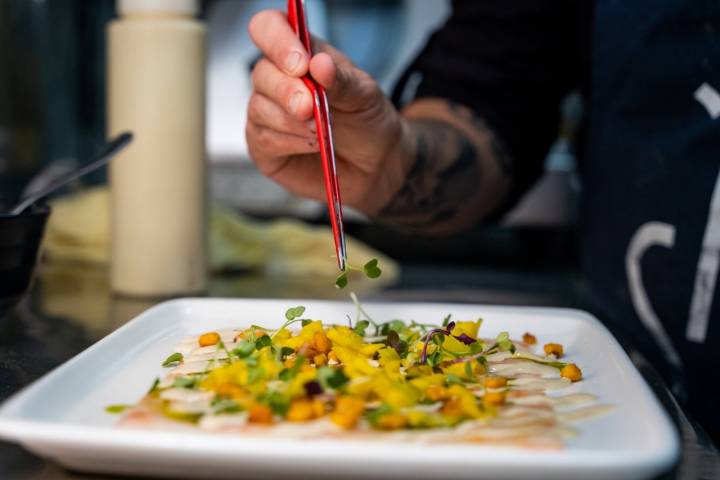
[371,98,513,235]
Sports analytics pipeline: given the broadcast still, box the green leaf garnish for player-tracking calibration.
[464,362,473,377]
[162,352,183,367]
[105,404,133,414]
[280,346,295,360]
[317,366,349,390]
[261,391,290,416]
[362,258,382,279]
[496,332,516,353]
[353,320,370,337]
[445,374,464,386]
[232,340,256,359]
[427,350,442,368]
[335,272,349,289]
[442,314,452,327]
[301,319,313,327]
[147,377,160,394]
[279,355,306,381]
[255,335,272,350]
[247,366,265,384]
[173,376,197,389]
[212,398,242,414]
[285,306,306,321]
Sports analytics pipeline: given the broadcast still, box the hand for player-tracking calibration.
[246,10,413,214]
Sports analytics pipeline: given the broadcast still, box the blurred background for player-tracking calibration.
[0,0,584,302]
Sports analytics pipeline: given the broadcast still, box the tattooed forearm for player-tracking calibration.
[374,99,513,235]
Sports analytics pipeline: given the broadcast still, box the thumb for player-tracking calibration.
[309,52,371,112]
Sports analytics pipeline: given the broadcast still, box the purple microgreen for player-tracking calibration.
[454,333,476,345]
[304,380,323,397]
[419,322,456,364]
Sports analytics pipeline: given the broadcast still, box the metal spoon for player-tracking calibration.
[9,132,133,215]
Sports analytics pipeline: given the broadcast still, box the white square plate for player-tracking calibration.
[0,299,679,479]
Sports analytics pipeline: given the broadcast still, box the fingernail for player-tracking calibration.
[289,92,303,115]
[285,51,302,73]
[307,120,316,135]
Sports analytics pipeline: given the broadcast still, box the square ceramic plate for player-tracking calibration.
[0,299,679,479]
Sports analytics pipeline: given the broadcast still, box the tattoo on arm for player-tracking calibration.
[375,100,512,234]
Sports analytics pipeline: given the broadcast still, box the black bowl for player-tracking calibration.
[0,204,50,318]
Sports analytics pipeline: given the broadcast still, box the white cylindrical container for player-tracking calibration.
[108,0,207,297]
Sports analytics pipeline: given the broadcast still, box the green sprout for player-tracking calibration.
[335,258,383,289]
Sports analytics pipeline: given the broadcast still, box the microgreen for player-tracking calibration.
[427,350,442,368]
[161,352,183,367]
[317,366,349,390]
[335,258,383,289]
[260,391,290,416]
[353,320,370,337]
[247,366,265,384]
[350,292,381,333]
[278,355,306,381]
[495,332,516,353]
[285,306,306,321]
[212,398,242,414]
[255,335,272,350]
[280,346,295,360]
[335,272,349,289]
[173,376,197,389]
[105,404,133,414]
[445,374,464,386]
[386,330,408,356]
[442,314,452,327]
[304,380,323,397]
[232,340,256,359]
[272,306,309,339]
[365,404,392,426]
[147,377,161,394]
[420,321,456,365]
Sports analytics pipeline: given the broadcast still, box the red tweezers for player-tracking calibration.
[287,0,347,272]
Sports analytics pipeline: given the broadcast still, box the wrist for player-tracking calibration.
[358,115,417,216]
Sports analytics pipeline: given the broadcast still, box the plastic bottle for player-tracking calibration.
[107,0,206,297]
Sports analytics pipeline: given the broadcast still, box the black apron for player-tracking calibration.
[584,0,720,436]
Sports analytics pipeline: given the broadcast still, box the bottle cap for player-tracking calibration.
[118,0,199,16]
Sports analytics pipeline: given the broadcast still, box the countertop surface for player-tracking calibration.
[0,262,718,479]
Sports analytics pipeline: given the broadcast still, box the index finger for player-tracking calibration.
[248,9,309,77]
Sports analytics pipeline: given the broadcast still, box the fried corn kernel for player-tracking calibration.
[484,376,507,389]
[216,383,246,399]
[483,391,506,406]
[298,342,318,359]
[313,331,332,354]
[376,413,408,430]
[287,399,316,422]
[543,343,564,358]
[425,384,449,402]
[198,332,221,347]
[560,363,582,382]
[313,353,328,367]
[522,332,537,345]
[441,398,463,418]
[330,396,365,429]
[248,403,273,424]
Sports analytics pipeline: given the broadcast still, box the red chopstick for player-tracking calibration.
[287,0,347,271]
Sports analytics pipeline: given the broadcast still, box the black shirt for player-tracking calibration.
[394,0,720,442]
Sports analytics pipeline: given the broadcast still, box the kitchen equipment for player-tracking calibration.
[0,298,679,479]
[287,0,347,271]
[9,133,133,216]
